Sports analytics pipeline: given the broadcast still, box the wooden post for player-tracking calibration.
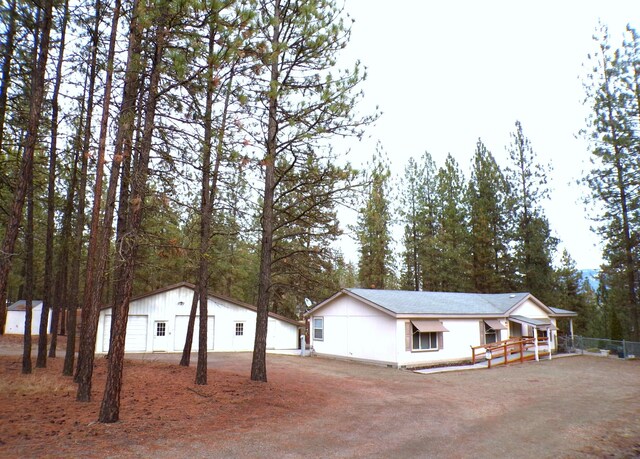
[569,319,574,344]
[533,328,539,361]
[519,340,524,363]
[503,342,507,365]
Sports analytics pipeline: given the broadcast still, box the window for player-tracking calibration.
[313,317,324,340]
[235,322,244,336]
[412,326,438,350]
[484,323,497,344]
[156,322,166,337]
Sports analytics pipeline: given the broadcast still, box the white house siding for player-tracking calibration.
[511,299,547,319]
[5,303,51,335]
[173,315,214,351]
[311,296,397,365]
[267,317,298,350]
[96,285,299,354]
[397,319,482,367]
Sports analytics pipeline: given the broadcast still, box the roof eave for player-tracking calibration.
[306,289,397,318]
[396,313,508,319]
[101,281,302,327]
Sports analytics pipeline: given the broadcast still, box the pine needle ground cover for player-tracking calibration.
[1,335,639,458]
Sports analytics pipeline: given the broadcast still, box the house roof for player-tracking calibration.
[345,289,531,315]
[102,282,302,327]
[8,300,44,311]
[309,289,576,318]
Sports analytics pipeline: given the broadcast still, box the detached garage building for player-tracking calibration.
[96,282,301,354]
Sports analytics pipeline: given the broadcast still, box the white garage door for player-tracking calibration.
[174,315,214,351]
[102,315,148,353]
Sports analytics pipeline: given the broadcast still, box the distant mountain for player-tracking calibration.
[579,269,600,291]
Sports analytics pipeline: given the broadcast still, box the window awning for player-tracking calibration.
[509,315,557,330]
[484,319,507,330]
[411,320,449,333]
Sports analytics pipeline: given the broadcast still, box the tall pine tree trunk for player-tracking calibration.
[179,290,199,366]
[99,12,166,422]
[71,0,102,381]
[194,17,233,385]
[251,0,281,383]
[76,0,122,402]
[62,80,89,377]
[600,52,639,341]
[0,0,17,154]
[22,177,34,374]
[0,0,54,334]
[39,0,70,365]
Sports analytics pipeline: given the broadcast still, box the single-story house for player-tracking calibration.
[4,300,51,335]
[96,282,301,354]
[306,289,577,368]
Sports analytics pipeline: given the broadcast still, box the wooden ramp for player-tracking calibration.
[471,337,551,369]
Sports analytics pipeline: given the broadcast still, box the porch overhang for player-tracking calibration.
[509,315,557,330]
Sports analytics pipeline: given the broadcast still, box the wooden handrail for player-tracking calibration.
[470,336,550,365]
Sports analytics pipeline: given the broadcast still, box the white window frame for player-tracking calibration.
[313,317,324,341]
[412,325,438,351]
[235,322,244,336]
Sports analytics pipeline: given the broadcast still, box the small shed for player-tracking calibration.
[96,282,302,354]
[5,300,51,335]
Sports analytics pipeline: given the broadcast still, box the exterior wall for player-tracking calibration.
[96,286,299,353]
[310,295,397,365]
[267,317,298,350]
[5,306,51,335]
[511,299,547,318]
[397,318,485,367]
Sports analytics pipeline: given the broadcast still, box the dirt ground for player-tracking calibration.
[1,335,640,458]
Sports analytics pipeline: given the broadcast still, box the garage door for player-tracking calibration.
[174,315,214,351]
[102,315,148,353]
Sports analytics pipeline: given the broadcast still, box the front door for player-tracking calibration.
[509,320,522,338]
[153,321,169,352]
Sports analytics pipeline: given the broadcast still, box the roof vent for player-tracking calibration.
[509,294,516,298]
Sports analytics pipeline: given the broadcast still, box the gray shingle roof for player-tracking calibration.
[549,306,578,316]
[346,289,531,315]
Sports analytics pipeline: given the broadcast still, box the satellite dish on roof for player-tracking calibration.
[304,298,313,308]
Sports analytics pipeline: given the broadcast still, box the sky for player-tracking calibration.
[333,0,638,270]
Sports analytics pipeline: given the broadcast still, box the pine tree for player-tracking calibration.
[466,139,513,292]
[433,154,471,292]
[0,0,54,334]
[506,121,556,301]
[248,0,373,382]
[356,152,392,290]
[583,25,640,340]
[398,157,423,291]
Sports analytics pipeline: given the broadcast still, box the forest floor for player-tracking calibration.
[1,335,640,458]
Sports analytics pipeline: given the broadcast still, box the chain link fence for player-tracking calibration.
[558,335,640,359]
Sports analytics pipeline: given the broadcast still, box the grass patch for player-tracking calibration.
[0,370,75,396]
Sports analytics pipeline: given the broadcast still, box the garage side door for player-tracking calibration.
[102,315,148,353]
[174,315,214,351]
